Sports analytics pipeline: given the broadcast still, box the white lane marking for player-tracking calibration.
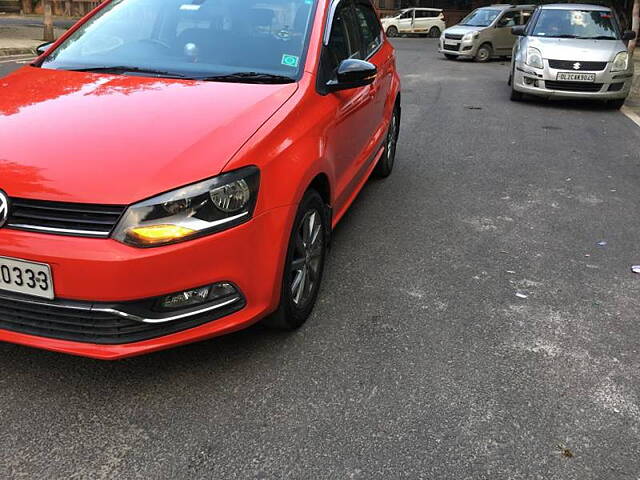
[621,105,640,129]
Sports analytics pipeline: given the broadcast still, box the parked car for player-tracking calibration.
[0,0,401,359]
[381,8,445,38]
[440,4,534,62]
[509,3,636,109]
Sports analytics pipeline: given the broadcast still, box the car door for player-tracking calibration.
[397,10,413,33]
[493,10,520,54]
[321,0,378,212]
[413,10,430,33]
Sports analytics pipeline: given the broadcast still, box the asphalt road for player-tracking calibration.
[0,55,34,76]
[1,38,640,479]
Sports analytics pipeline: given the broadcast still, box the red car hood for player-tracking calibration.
[0,67,297,204]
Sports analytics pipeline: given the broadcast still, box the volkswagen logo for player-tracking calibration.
[0,190,9,228]
[572,62,581,70]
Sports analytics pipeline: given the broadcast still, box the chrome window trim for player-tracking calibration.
[324,0,344,46]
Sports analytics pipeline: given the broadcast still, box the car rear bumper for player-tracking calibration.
[0,204,295,359]
[513,61,633,100]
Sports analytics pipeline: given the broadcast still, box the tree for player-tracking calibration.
[43,0,54,42]
[631,0,639,54]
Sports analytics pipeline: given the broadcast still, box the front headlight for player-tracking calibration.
[462,31,479,42]
[611,51,629,72]
[113,166,260,247]
[526,47,543,69]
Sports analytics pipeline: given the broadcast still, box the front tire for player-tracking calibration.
[475,43,492,62]
[263,190,329,330]
[374,105,400,178]
[386,26,398,38]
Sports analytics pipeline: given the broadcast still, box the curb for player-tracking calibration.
[0,47,37,57]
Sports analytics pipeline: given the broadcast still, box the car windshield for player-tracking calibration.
[531,9,620,39]
[39,0,318,81]
[459,9,500,27]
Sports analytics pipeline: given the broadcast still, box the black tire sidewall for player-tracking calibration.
[275,190,329,328]
[387,26,398,37]
[476,44,491,62]
[375,106,400,178]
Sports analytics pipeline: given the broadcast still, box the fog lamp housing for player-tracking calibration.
[156,283,238,311]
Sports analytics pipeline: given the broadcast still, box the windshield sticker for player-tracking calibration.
[180,4,200,10]
[282,54,300,68]
[570,11,586,27]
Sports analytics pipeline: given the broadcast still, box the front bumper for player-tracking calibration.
[439,37,477,58]
[0,204,295,359]
[513,60,633,100]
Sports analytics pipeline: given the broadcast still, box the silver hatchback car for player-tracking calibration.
[509,3,636,108]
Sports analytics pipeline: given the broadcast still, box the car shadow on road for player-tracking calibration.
[518,95,618,112]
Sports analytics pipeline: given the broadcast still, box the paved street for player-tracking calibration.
[0,54,34,75]
[1,38,640,479]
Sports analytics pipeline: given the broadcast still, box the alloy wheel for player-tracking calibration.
[290,209,324,307]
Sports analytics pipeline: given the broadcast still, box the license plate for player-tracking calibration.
[0,256,54,300]
[556,72,596,82]
[444,42,457,47]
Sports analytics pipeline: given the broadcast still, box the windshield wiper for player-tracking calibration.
[67,66,187,78]
[579,35,616,40]
[197,72,296,84]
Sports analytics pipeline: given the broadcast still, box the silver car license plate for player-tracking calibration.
[0,256,54,300]
[556,72,596,82]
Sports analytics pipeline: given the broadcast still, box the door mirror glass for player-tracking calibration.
[36,42,53,56]
[326,59,377,93]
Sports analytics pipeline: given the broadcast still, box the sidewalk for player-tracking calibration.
[0,16,72,56]
[626,51,640,106]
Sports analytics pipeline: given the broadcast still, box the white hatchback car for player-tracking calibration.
[381,8,446,38]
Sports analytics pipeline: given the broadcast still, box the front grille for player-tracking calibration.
[0,293,245,344]
[444,33,463,40]
[443,43,460,51]
[7,198,126,238]
[548,60,607,71]
[544,81,603,93]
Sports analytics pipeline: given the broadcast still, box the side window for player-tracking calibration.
[400,11,412,20]
[353,2,382,58]
[521,11,532,25]
[325,1,363,72]
[497,11,519,28]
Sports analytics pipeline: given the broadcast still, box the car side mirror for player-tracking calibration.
[622,30,637,41]
[36,42,53,55]
[326,59,377,93]
[511,25,526,36]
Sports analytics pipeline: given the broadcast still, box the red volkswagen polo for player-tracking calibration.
[0,0,400,359]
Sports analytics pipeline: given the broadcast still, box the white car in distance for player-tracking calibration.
[382,8,446,38]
